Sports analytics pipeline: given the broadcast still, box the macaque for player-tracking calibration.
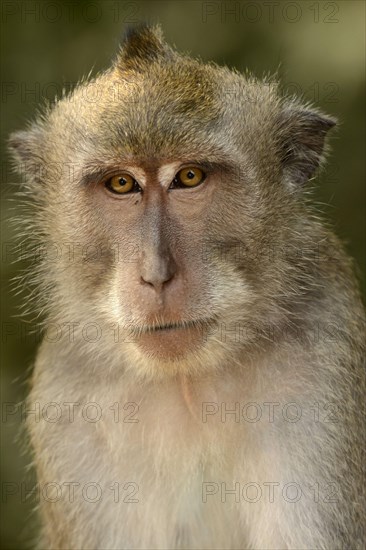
[9,24,365,550]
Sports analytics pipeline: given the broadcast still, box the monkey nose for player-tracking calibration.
[140,254,177,292]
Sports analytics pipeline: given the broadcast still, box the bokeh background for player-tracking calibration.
[1,1,365,548]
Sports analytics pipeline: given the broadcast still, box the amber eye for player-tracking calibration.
[105,173,138,194]
[172,167,205,188]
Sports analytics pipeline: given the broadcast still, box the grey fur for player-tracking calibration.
[9,24,365,550]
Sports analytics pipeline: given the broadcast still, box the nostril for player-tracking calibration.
[140,276,155,288]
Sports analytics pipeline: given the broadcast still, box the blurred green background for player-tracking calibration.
[1,1,365,548]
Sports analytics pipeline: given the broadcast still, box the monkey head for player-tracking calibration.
[9,25,336,380]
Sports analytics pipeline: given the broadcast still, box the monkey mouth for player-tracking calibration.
[149,322,190,332]
[138,318,216,335]
[132,317,217,359]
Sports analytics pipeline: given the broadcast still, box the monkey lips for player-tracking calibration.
[132,319,213,359]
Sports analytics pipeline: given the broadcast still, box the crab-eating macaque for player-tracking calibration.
[9,24,365,550]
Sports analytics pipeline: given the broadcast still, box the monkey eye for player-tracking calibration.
[170,167,206,189]
[105,173,140,194]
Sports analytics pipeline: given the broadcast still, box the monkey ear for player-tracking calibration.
[8,128,43,175]
[115,23,174,72]
[278,107,337,185]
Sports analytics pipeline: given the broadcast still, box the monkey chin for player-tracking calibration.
[123,320,229,380]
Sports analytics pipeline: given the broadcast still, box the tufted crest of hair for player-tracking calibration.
[115,23,175,71]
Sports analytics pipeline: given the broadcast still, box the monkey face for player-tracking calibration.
[9,26,335,379]
[75,151,256,375]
